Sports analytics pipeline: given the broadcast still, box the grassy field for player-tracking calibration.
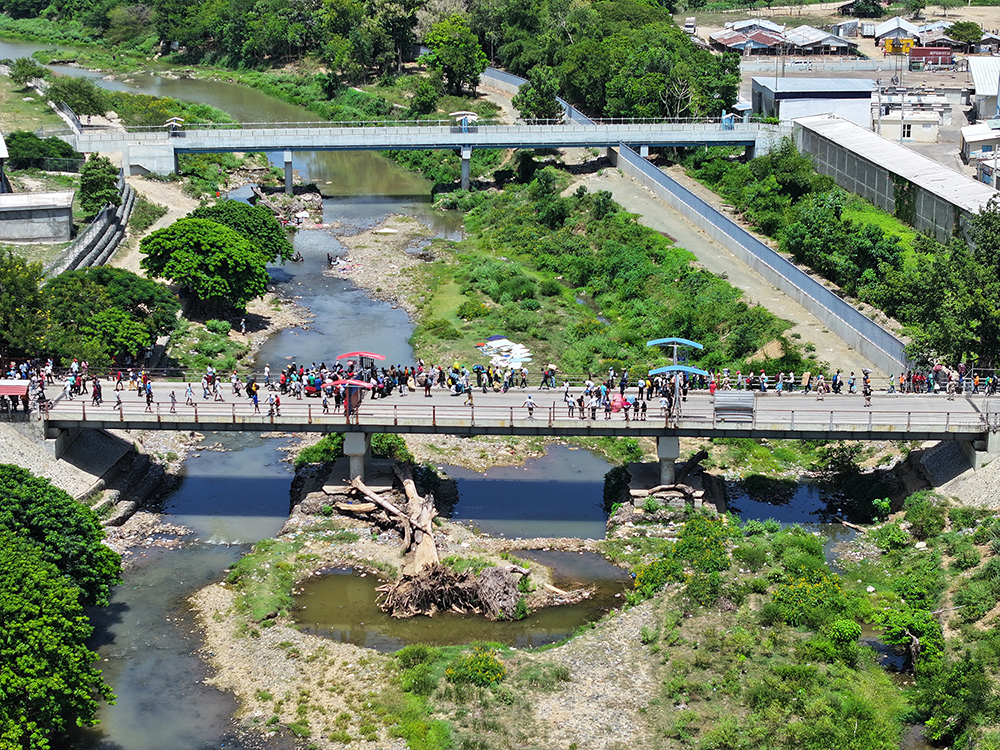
[0,75,64,133]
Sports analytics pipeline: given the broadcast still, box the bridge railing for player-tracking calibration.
[44,398,992,434]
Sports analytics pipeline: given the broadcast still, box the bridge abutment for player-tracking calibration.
[657,435,680,485]
[344,432,371,482]
[124,144,178,177]
[961,431,1000,470]
[44,426,81,460]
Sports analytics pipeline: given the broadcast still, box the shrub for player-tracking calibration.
[743,519,766,536]
[685,571,722,607]
[870,522,910,551]
[675,515,735,573]
[633,549,684,600]
[423,318,462,340]
[295,434,345,468]
[771,568,846,627]
[904,491,948,540]
[763,518,781,533]
[538,278,563,297]
[445,645,506,687]
[732,544,768,572]
[396,644,439,669]
[949,506,983,532]
[456,298,488,319]
[516,663,570,690]
[952,547,982,572]
[205,319,232,335]
[400,663,438,695]
[128,194,169,233]
[370,434,413,462]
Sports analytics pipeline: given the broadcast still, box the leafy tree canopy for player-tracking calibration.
[189,201,294,263]
[0,251,46,360]
[47,76,107,117]
[140,218,271,312]
[948,21,982,45]
[8,57,47,87]
[0,464,122,607]
[512,65,563,122]
[3,131,83,170]
[0,530,114,748]
[423,14,489,95]
[42,267,180,365]
[78,154,122,215]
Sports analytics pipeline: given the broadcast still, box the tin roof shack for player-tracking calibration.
[875,17,919,42]
[783,25,855,55]
[752,78,875,127]
[961,121,1000,163]
[710,26,786,55]
[969,57,1000,121]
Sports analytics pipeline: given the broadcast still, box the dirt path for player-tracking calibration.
[568,166,885,376]
[112,177,200,273]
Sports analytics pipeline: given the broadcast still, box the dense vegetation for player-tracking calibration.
[601,500,1000,750]
[685,145,1000,366]
[1,130,82,170]
[0,465,120,747]
[417,164,810,375]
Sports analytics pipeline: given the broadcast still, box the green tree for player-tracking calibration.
[850,0,884,16]
[903,0,925,17]
[0,530,115,748]
[511,65,563,122]
[0,251,46,360]
[423,14,489,95]
[9,57,47,87]
[189,200,294,263]
[3,131,83,169]
[47,76,107,117]
[78,154,122,215]
[409,77,440,115]
[948,21,982,47]
[367,0,422,73]
[0,464,122,607]
[140,218,271,311]
[106,3,157,46]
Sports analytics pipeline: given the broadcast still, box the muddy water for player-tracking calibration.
[293,551,632,651]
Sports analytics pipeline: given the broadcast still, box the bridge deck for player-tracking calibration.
[44,391,993,442]
[69,121,768,154]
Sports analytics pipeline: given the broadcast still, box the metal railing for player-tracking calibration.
[45,397,991,436]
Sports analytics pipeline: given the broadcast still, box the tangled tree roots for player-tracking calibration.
[377,563,522,620]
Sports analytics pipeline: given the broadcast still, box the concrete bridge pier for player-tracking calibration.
[283,150,293,194]
[639,144,649,158]
[460,147,472,190]
[344,432,371,482]
[123,144,178,177]
[657,435,680,485]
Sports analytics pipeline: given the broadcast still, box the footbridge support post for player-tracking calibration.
[344,432,371,482]
[283,150,293,194]
[460,147,472,190]
[639,144,650,158]
[657,435,680,486]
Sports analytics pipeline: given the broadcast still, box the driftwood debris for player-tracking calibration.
[835,517,868,534]
[395,464,438,573]
[675,449,709,484]
[350,477,434,537]
[335,501,377,513]
[377,563,524,620]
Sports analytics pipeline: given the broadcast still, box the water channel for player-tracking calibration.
[1,39,897,746]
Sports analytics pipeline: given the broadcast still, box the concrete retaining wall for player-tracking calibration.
[613,145,909,374]
[45,174,135,276]
[0,192,75,243]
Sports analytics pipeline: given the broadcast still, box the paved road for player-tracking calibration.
[45,382,994,441]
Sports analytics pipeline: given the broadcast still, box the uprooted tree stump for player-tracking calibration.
[377,562,527,620]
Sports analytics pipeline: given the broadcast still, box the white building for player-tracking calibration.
[961,121,1000,162]
[969,57,1000,120]
[876,110,940,142]
[751,78,875,127]
[874,17,919,42]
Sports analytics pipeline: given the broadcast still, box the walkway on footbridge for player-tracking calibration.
[64,119,779,188]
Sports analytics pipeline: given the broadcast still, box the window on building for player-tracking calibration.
[902,124,912,139]
[985,145,994,153]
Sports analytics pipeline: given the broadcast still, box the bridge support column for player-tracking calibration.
[344,432,370,482]
[284,150,293,194]
[743,144,756,162]
[639,144,650,158]
[460,147,472,190]
[962,431,1000,470]
[657,435,679,486]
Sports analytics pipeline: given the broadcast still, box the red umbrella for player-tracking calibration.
[336,351,386,361]
[329,379,374,389]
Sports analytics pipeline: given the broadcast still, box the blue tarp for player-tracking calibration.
[648,365,710,377]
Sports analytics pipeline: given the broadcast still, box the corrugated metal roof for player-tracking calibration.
[796,114,997,213]
[784,24,850,47]
[969,57,1000,97]
[874,17,918,38]
[730,18,785,33]
[752,77,874,94]
[962,122,1000,144]
[0,133,7,161]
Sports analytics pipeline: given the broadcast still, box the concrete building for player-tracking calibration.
[0,191,75,244]
[795,114,998,243]
[969,57,1000,120]
[874,90,954,127]
[751,78,874,127]
[876,110,940,142]
[978,160,998,189]
[961,121,1000,162]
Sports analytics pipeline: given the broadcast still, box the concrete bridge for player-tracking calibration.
[41,387,1000,483]
[64,119,783,190]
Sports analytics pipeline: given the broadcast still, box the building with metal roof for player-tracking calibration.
[961,121,1000,162]
[783,25,853,54]
[874,17,919,41]
[968,57,1000,120]
[795,114,997,243]
[752,78,875,127]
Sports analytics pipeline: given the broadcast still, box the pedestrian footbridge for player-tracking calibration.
[62,119,783,189]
